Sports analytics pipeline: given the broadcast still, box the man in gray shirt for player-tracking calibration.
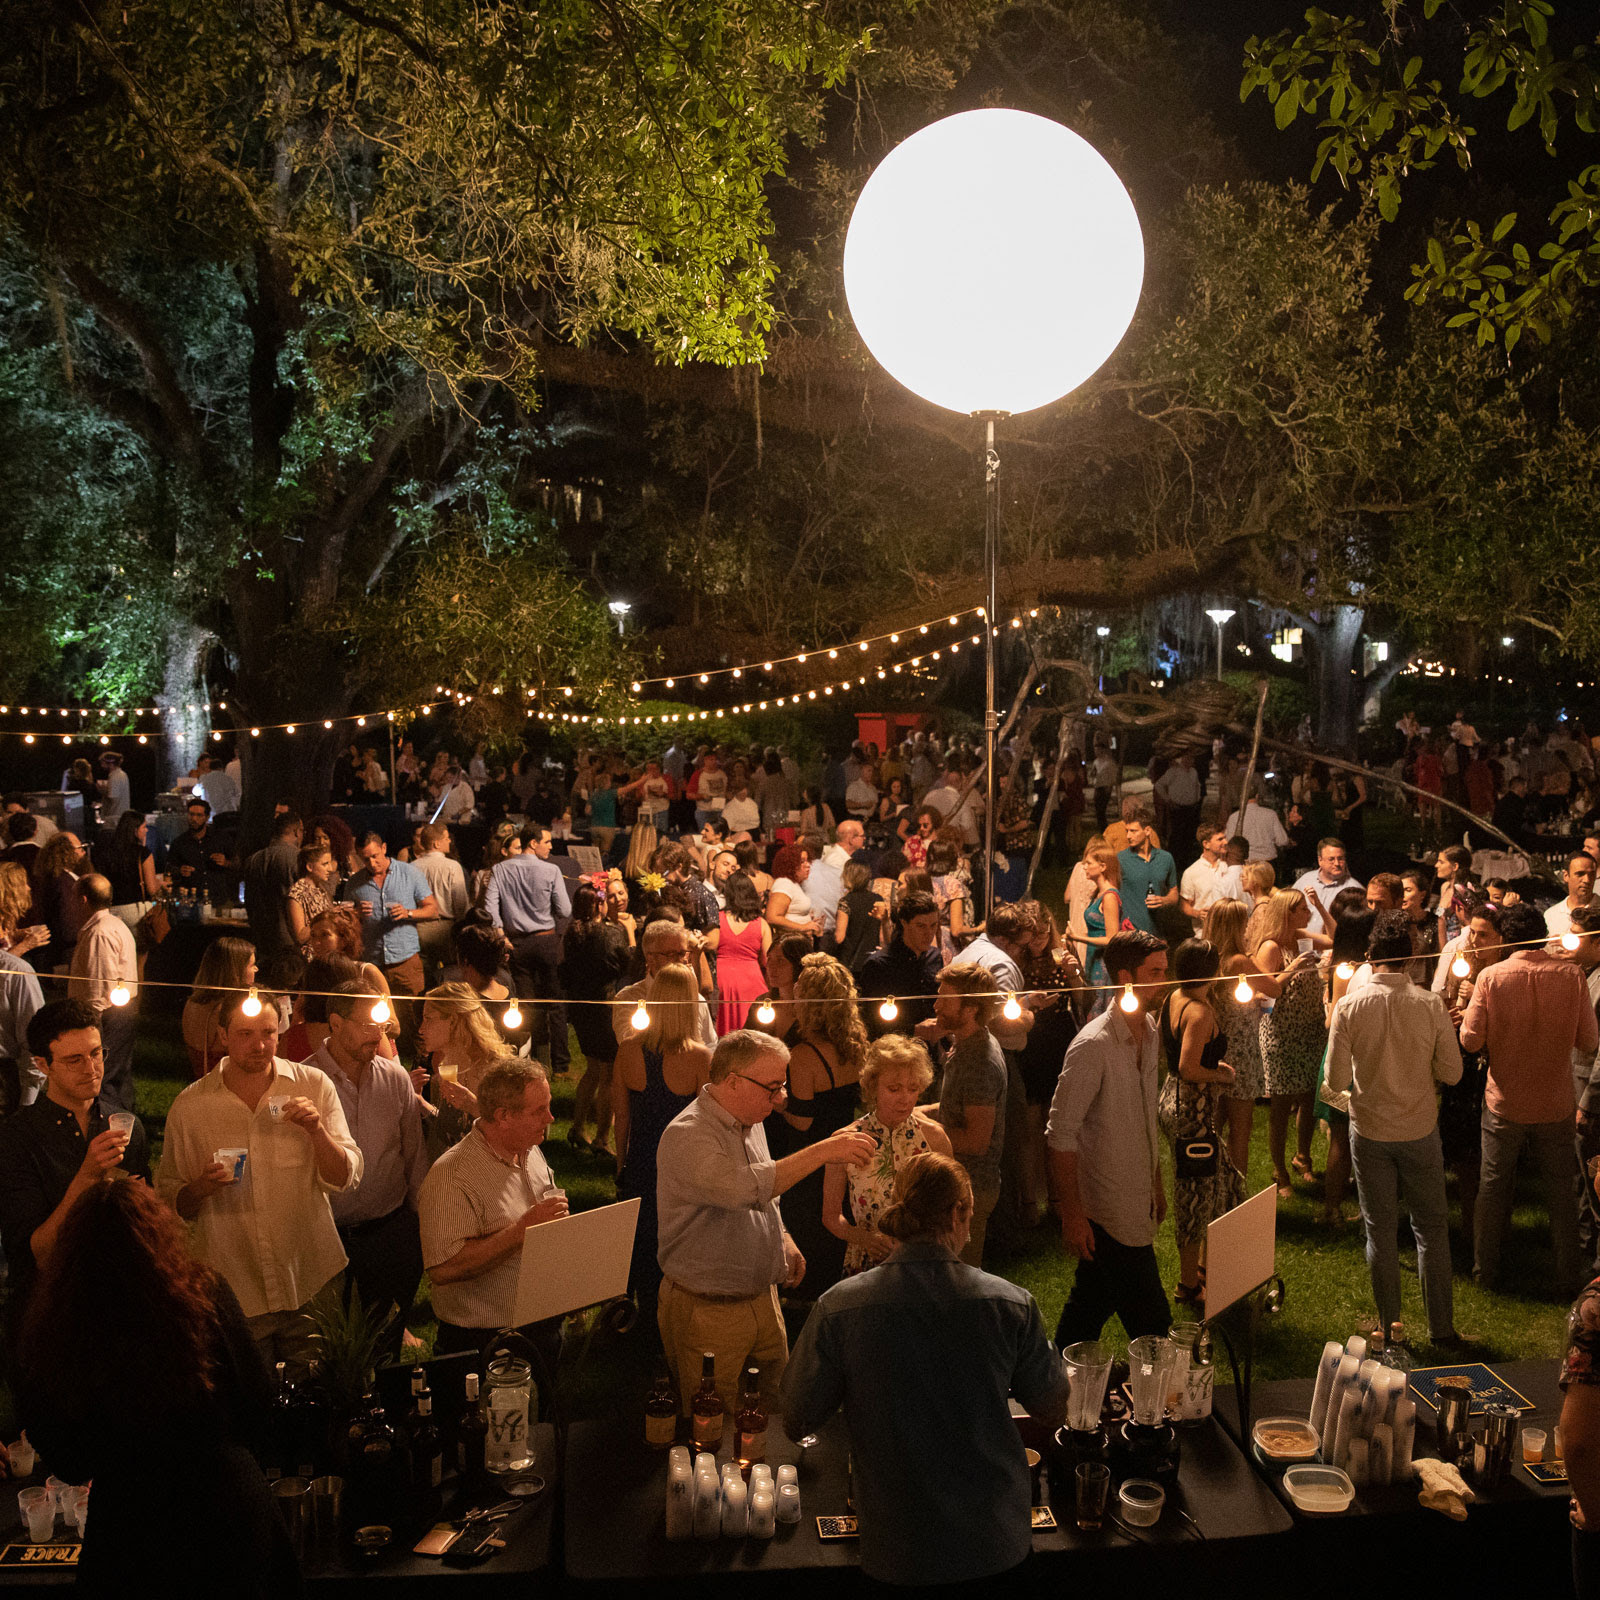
[655,1030,877,1415]
[1047,930,1171,1346]
[927,963,1007,1267]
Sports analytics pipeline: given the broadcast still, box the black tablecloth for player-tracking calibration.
[1214,1358,1571,1595]
[563,1405,1291,1594]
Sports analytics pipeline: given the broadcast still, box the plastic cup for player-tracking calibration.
[438,1062,459,1084]
[106,1112,135,1137]
[66,1487,89,1534]
[17,1487,54,1542]
[1075,1462,1111,1532]
[214,1148,248,1182]
[267,1095,290,1121]
[8,1439,35,1477]
[1522,1427,1547,1464]
[44,1477,69,1512]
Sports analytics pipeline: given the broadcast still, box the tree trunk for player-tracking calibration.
[1303,605,1365,753]
[157,620,219,787]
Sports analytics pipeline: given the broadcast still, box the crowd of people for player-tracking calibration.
[7,712,1600,1587]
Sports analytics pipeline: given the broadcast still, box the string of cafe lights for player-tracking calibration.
[15,928,1564,1033]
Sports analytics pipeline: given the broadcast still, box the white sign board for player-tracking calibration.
[565,845,605,875]
[511,1198,640,1325]
[1203,1184,1277,1319]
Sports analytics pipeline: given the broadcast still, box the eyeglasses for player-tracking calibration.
[732,1072,788,1101]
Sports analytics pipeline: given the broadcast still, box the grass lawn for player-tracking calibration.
[29,1008,1550,1438]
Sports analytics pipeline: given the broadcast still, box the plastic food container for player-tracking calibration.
[1252,1416,1320,1463]
[1118,1478,1165,1527]
[1282,1464,1354,1515]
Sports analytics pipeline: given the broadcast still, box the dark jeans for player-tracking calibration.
[338,1203,424,1358]
[1055,1220,1171,1347]
[97,1002,138,1113]
[1167,804,1201,868]
[509,930,568,1073]
[1093,786,1112,830]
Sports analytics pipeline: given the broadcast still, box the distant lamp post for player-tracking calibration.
[1205,608,1236,682]
[844,108,1144,918]
[608,600,631,637]
[1501,636,1514,648]
[1095,625,1112,691]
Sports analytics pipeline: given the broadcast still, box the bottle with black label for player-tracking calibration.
[736,1366,767,1466]
[645,1369,678,1449]
[410,1390,445,1492]
[457,1372,488,1490]
[691,1353,724,1449]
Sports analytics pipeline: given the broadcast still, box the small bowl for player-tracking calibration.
[1118,1478,1165,1527]
[1282,1464,1354,1515]
[1253,1416,1321,1463]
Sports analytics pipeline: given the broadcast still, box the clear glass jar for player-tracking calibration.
[1167,1321,1213,1421]
[484,1356,535,1473]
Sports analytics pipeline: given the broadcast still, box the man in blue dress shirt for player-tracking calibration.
[341,831,437,1054]
[485,825,572,1074]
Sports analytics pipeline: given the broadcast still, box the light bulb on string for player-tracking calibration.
[878,999,899,1023]
[1564,930,1583,952]
[108,983,132,1008]
[241,987,263,1018]
[370,998,392,1025]
[1335,962,1355,982]
[1118,984,1139,1015]
[1451,953,1472,979]
[1233,977,1253,1004]
[631,1002,650,1032]
[756,1001,777,1026]
[503,1002,523,1030]
[1002,994,1023,1021]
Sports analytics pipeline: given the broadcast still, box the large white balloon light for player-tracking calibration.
[843,108,1144,416]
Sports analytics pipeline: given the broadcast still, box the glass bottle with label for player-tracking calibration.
[691,1354,724,1449]
[735,1366,767,1466]
[410,1391,445,1492]
[646,1369,678,1449]
[458,1373,488,1488]
[1383,1321,1412,1372]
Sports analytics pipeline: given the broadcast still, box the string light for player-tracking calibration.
[878,999,898,1023]
[1451,953,1471,978]
[1563,931,1583,952]
[1233,976,1253,1003]
[756,1001,777,1026]
[1002,994,1023,1021]
[108,984,132,1008]
[502,1002,523,1030]
[630,1002,651,1032]
[241,987,263,1018]
[370,998,392,1025]
[1335,961,1355,982]
[1118,984,1139,1014]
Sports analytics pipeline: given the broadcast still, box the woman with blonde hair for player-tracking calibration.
[613,964,714,1325]
[1246,886,1325,1196]
[772,953,869,1295]
[823,1034,952,1274]
[623,815,658,885]
[182,937,257,1079]
[417,980,506,1152]
[0,862,47,961]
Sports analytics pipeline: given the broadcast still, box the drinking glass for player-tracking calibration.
[17,1488,54,1543]
[1075,1462,1111,1532]
[1522,1427,1547,1464]
[106,1112,135,1137]
[438,1062,460,1084]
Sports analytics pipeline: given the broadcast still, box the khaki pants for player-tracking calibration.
[658,1278,788,1417]
[245,1274,343,1372]
[960,1184,1001,1269]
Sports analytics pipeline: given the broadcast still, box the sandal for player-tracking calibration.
[1174,1281,1205,1309]
[1291,1155,1316,1183]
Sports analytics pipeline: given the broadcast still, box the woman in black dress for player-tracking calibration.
[560,884,630,1155]
[18,1179,299,1597]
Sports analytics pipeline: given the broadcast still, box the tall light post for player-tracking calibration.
[1095,624,1111,691]
[608,600,631,637]
[1205,608,1236,682]
[843,109,1144,917]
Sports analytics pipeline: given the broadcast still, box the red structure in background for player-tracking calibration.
[855,711,929,754]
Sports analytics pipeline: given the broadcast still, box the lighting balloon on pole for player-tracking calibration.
[844,109,1143,916]
[1205,608,1236,682]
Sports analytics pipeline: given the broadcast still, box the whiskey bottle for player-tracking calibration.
[690,1353,724,1449]
[735,1366,768,1466]
[645,1369,678,1449]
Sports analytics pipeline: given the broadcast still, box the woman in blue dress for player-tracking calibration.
[1079,844,1123,1003]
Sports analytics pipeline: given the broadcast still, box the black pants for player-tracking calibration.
[434,1317,563,1415]
[1577,1525,1600,1600]
[509,930,568,1072]
[1093,786,1112,830]
[1055,1220,1171,1347]
[339,1203,424,1358]
[1167,804,1201,868]
[98,1002,138,1113]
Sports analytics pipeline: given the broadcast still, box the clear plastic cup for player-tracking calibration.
[44,1477,69,1512]
[1522,1427,1547,1464]
[106,1112,135,1137]
[8,1438,35,1477]
[267,1095,290,1121]
[66,1487,89,1535]
[214,1148,248,1181]
[17,1487,54,1542]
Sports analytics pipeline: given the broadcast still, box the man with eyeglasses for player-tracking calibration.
[655,1029,878,1416]
[0,999,150,1343]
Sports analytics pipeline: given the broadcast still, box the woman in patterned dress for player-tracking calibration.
[1202,899,1267,1180]
[822,1035,952,1275]
[1247,888,1326,1197]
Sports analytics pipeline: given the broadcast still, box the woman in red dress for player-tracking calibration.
[709,871,771,1035]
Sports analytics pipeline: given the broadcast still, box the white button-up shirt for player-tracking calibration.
[310,1045,429,1226]
[69,908,138,1010]
[1325,970,1462,1142]
[157,1057,363,1319]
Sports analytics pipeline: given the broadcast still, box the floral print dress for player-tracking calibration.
[1261,963,1327,1098]
[843,1109,938,1275]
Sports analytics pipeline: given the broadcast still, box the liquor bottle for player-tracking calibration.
[345,1391,411,1529]
[1383,1321,1413,1372]
[403,1366,427,1435]
[735,1366,768,1466]
[690,1353,724,1449]
[266,1360,293,1480]
[410,1391,445,1493]
[645,1369,679,1450]
[457,1373,488,1490]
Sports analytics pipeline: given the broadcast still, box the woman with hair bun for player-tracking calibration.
[782,1152,1069,1588]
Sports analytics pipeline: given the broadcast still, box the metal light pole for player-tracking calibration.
[979,413,1006,920]
[1206,608,1236,682]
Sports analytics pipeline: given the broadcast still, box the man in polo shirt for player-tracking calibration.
[245,810,305,969]
[157,991,361,1362]
[1223,783,1291,865]
[1047,929,1170,1345]
[1116,806,1178,937]
[806,819,865,942]
[418,1059,569,1373]
[485,824,573,1074]
[0,1000,150,1341]
[1462,900,1600,1295]
[1179,825,1246,929]
[343,830,437,1055]
[654,1030,877,1414]
[314,983,430,1350]
[1152,752,1204,867]
[1293,838,1363,952]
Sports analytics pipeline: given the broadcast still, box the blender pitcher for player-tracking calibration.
[1126,1337,1178,1427]
[1063,1341,1115,1431]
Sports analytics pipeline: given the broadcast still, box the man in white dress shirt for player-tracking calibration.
[1179,826,1246,929]
[158,992,363,1363]
[67,875,139,1112]
[1544,851,1596,946]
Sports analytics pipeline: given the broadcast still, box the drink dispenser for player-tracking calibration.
[1126,1337,1177,1426]
[1114,1336,1182,1487]
[1049,1340,1115,1487]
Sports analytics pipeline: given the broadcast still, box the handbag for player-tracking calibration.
[1173,1079,1219,1179]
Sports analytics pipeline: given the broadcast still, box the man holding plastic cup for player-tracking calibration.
[0,999,150,1342]
[157,991,363,1364]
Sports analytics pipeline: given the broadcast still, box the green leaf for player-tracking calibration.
[1504,321,1522,353]
[1492,212,1518,241]
[1275,84,1301,129]
[1427,236,1447,273]
[1446,311,1477,327]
